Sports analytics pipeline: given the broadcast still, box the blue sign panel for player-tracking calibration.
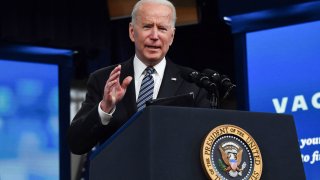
[0,60,59,180]
[246,20,320,179]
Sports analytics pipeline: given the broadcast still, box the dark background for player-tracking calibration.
[0,0,234,78]
[1,0,317,108]
[2,0,318,179]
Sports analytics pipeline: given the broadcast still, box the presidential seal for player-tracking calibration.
[201,125,263,180]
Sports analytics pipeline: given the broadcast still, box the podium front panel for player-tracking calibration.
[90,106,305,180]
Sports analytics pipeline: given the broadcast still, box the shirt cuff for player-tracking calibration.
[98,101,115,125]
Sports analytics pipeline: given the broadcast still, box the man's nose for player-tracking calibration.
[150,27,159,40]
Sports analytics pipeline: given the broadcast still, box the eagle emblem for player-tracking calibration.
[219,142,247,178]
[201,125,262,180]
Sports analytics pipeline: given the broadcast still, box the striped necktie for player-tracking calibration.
[136,67,155,111]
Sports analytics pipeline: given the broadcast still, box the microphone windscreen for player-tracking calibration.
[202,68,220,83]
[180,67,199,83]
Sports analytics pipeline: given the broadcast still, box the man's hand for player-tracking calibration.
[100,65,132,113]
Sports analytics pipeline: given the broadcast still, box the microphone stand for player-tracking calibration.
[197,75,219,109]
[209,85,219,109]
[185,71,220,109]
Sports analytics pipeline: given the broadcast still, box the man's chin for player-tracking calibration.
[144,56,163,66]
[143,54,163,63]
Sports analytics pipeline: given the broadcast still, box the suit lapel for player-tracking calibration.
[157,60,183,98]
[119,59,138,114]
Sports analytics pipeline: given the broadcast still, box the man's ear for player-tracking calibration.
[169,28,176,46]
[129,23,135,42]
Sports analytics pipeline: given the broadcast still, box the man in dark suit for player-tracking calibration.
[68,0,211,155]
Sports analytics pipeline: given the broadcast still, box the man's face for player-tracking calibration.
[129,3,175,66]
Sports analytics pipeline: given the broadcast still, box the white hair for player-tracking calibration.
[131,0,176,27]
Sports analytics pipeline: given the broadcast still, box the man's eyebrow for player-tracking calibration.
[158,24,170,27]
[142,22,153,25]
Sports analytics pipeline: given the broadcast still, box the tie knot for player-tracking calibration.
[145,67,155,75]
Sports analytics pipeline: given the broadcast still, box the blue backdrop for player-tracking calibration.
[246,20,320,179]
[0,60,59,179]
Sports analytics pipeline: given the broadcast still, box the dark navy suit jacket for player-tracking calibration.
[68,58,211,154]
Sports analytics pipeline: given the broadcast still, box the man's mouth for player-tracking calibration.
[146,45,160,49]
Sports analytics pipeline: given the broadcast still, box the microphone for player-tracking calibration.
[181,67,219,109]
[220,75,236,100]
[180,67,199,83]
[202,69,220,84]
[181,67,217,92]
[202,68,236,100]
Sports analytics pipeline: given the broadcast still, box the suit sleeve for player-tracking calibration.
[67,74,107,155]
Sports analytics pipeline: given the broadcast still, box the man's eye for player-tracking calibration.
[159,27,167,32]
[143,25,151,29]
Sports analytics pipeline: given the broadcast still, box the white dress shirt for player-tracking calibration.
[98,55,166,125]
[133,55,166,100]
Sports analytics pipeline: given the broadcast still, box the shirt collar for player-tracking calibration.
[133,55,166,78]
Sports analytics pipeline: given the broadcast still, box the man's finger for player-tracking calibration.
[110,64,121,75]
[107,65,121,81]
[107,70,120,83]
[121,76,133,90]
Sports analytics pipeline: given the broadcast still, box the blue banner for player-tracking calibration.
[246,20,320,179]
